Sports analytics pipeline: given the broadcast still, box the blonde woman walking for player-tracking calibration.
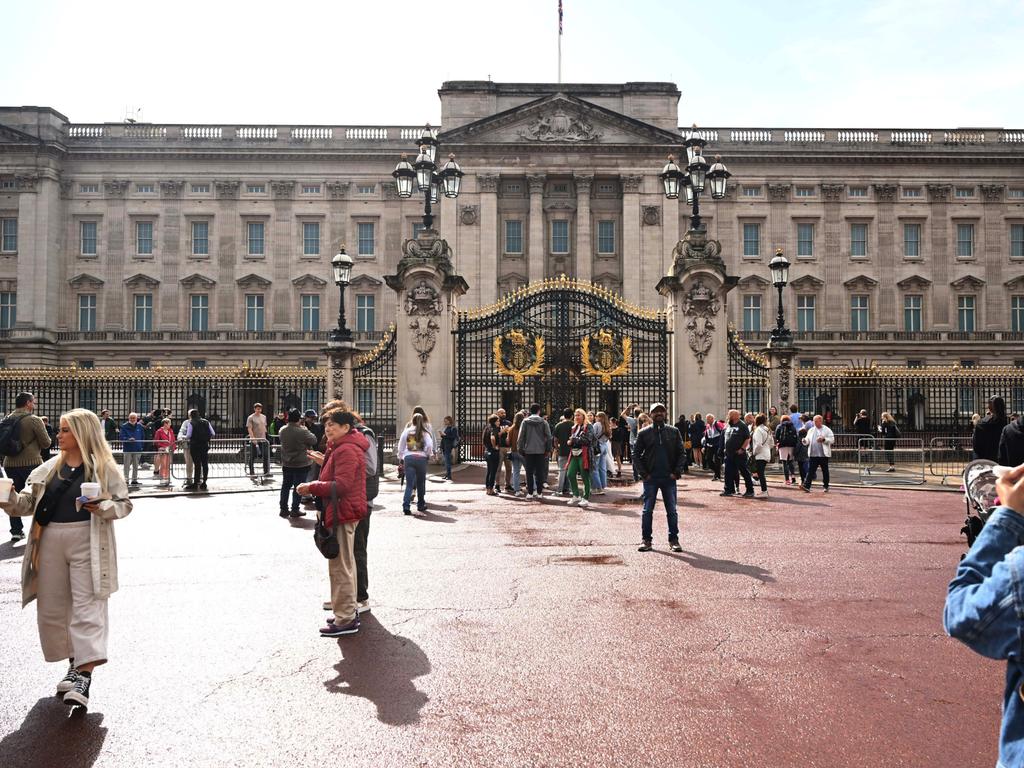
[0,408,132,710]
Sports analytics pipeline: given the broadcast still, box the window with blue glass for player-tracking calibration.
[0,292,15,329]
[190,294,208,332]
[78,294,96,331]
[504,220,523,253]
[550,220,569,253]
[357,222,375,255]
[301,294,320,332]
[303,222,320,256]
[133,293,152,331]
[597,221,615,254]
[245,294,264,332]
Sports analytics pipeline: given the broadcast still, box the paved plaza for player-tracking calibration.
[0,468,1002,768]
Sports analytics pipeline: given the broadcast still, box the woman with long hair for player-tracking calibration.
[483,414,501,496]
[566,408,595,508]
[1,408,132,709]
[590,412,611,495]
[508,411,526,497]
[397,412,433,514]
[689,411,705,470]
[751,413,773,495]
[879,411,902,472]
[973,396,1009,462]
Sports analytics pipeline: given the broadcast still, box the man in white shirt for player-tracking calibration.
[246,403,270,477]
[801,414,835,493]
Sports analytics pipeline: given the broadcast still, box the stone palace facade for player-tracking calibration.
[1,80,1023,372]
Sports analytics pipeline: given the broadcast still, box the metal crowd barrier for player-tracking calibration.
[857,436,926,485]
[110,437,278,489]
[927,435,974,485]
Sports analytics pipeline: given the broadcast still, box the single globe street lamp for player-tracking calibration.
[330,245,354,342]
[769,248,792,343]
[392,124,464,230]
[660,125,731,231]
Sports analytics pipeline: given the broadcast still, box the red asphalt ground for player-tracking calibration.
[0,466,1003,768]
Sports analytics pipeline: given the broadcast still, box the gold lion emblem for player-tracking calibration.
[581,329,631,385]
[494,329,545,384]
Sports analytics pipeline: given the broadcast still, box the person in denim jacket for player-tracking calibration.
[944,462,1024,768]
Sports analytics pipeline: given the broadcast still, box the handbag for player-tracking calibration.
[313,481,340,559]
[683,440,692,450]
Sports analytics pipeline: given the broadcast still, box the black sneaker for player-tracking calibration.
[279,510,290,518]
[56,662,78,696]
[741,491,755,498]
[63,673,91,708]
[10,532,25,542]
[668,539,683,553]
[289,509,306,517]
[637,540,653,552]
[719,492,734,497]
[199,482,208,491]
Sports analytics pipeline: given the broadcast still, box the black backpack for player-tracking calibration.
[190,419,211,446]
[778,421,798,448]
[0,414,28,457]
[355,425,380,501]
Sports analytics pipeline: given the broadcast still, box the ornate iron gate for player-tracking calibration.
[454,277,670,460]
[727,326,771,414]
[352,324,398,451]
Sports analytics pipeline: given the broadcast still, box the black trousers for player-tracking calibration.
[7,465,35,535]
[485,450,501,489]
[192,445,210,483]
[280,466,307,512]
[355,509,370,602]
[803,456,830,489]
[523,453,547,494]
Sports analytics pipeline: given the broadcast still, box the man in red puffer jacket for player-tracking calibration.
[297,410,368,637]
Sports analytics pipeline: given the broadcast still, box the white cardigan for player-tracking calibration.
[751,425,773,461]
[802,425,835,458]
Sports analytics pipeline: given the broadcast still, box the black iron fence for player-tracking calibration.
[352,325,398,452]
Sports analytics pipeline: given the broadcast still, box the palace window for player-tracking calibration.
[551,220,569,253]
[742,223,760,257]
[797,295,816,332]
[903,187,922,198]
[188,360,206,369]
[356,184,375,195]
[0,292,16,329]
[742,294,761,332]
[505,220,523,254]
[136,184,155,194]
[81,221,98,255]
[191,184,210,194]
[191,221,209,256]
[302,221,320,256]
[78,294,97,331]
[301,184,321,195]
[848,186,867,198]
[850,223,868,257]
[301,360,318,369]
[1,218,17,252]
[955,187,974,198]
[795,186,815,197]
[597,220,615,254]
[903,223,921,258]
[136,221,154,255]
[1012,296,1024,333]
[744,387,763,416]
[79,184,99,194]
[134,388,153,415]
[959,386,976,415]
[300,294,320,332]
[956,223,974,258]
[797,223,814,257]
[245,294,265,332]
[742,186,762,197]
[1010,224,1024,258]
[356,295,375,333]
[357,222,375,256]
[247,221,265,256]
[190,294,209,332]
[77,388,98,413]
[957,295,976,332]
[246,184,266,194]
[797,386,816,414]
[302,388,320,414]
[850,295,869,332]
[133,293,153,331]
[903,295,922,332]
[412,222,427,240]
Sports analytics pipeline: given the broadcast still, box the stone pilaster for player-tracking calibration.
[477,173,499,305]
[981,185,1006,328]
[575,174,593,283]
[621,174,643,304]
[820,183,844,330]
[384,229,468,440]
[874,183,898,327]
[104,180,129,330]
[765,341,798,414]
[527,174,546,283]
[324,341,357,403]
[927,184,951,327]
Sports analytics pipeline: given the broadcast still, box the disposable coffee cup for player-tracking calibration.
[0,478,12,503]
[80,482,101,500]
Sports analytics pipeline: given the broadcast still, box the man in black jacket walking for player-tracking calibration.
[722,409,755,498]
[1000,414,1024,467]
[634,403,686,552]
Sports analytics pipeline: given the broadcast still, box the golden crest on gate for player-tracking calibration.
[581,328,632,385]
[493,328,545,384]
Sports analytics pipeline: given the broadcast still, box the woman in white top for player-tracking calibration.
[590,412,612,495]
[398,413,434,515]
[750,413,774,495]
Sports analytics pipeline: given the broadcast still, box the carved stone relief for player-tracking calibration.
[872,184,898,202]
[620,175,643,194]
[927,184,951,202]
[104,180,129,198]
[682,280,721,374]
[215,180,240,199]
[405,280,443,316]
[409,317,440,375]
[460,205,478,226]
[327,181,350,200]
[160,180,184,199]
[271,181,295,199]
[767,184,790,201]
[820,184,844,202]
[518,109,601,142]
[477,174,500,194]
[527,174,546,194]
[574,174,594,194]
[642,206,661,226]
[980,184,1005,202]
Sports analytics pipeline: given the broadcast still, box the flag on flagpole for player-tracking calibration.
[559,0,563,35]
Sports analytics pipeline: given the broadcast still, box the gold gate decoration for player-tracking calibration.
[581,328,632,385]
[493,328,545,384]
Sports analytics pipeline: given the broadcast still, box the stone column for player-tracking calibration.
[477,174,499,305]
[385,229,468,440]
[575,174,593,283]
[765,339,798,414]
[820,183,845,329]
[621,175,643,305]
[767,183,790,257]
[927,184,951,327]
[527,174,546,284]
[874,184,898,327]
[656,228,737,418]
[323,340,356,403]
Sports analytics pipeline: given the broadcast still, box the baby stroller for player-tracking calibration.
[959,459,1003,556]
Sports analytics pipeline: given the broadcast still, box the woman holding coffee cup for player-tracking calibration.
[0,408,131,710]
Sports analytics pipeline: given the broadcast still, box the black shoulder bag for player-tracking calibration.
[313,481,340,559]
[35,465,86,527]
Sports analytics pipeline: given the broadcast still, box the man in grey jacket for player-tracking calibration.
[517,403,553,499]
[278,408,316,517]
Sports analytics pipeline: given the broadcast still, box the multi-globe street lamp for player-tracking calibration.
[769,248,792,344]
[392,125,464,229]
[659,126,731,231]
[330,245,354,342]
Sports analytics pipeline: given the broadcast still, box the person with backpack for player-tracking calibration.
[278,408,316,518]
[722,409,754,498]
[774,414,799,486]
[398,413,433,515]
[0,392,53,542]
[702,413,725,482]
[878,411,902,472]
[118,413,145,488]
[750,413,774,496]
[517,403,553,499]
[999,413,1024,468]
[182,409,214,491]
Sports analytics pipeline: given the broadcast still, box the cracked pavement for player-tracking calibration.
[0,466,1002,767]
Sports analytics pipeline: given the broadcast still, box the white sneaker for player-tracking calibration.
[758,489,769,496]
[568,496,580,506]
[593,489,606,495]
[532,492,541,499]
[514,490,526,498]
[356,600,371,614]
[578,498,590,508]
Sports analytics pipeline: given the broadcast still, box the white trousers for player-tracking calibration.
[36,521,109,667]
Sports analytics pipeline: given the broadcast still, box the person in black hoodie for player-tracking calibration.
[999,413,1024,467]
[722,409,754,498]
[634,403,686,552]
[974,396,1008,461]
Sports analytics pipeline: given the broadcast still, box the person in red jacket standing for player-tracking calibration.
[297,410,369,637]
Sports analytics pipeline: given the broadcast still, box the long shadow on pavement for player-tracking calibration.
[414,509,456,523]
[323,613,430,725]
[0,541,25,562]
[655,548,776,583]
[0,697,107,768]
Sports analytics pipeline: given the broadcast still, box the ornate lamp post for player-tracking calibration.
[660,126,731,231]
[330,245,354,342]
[769,248,791,344]
[392,125,464,230]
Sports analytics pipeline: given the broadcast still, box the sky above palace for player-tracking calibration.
[4,0,1022,129]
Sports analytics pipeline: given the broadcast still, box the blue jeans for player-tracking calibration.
[280,466,307,512]
[591,441,609,490]
[7,465,34,535]
[442,446,453,478]
[510,452,523,492]
[641,476,678,542]
[403,454,428,511]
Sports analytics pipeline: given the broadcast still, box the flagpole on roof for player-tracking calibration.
[558,0,563,84]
